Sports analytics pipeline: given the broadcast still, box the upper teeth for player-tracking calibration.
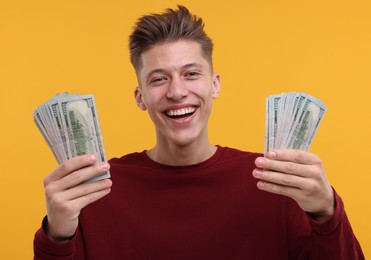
[166,107,196,116]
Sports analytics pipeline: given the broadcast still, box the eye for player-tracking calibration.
[185,71,201,79]
[150,76,167,85]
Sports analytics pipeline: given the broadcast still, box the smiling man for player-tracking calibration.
[134,40,220,165]
[34,5,364,260]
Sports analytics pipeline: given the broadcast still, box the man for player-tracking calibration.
[34,5,364,259]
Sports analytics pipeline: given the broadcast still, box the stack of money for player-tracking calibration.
[33,93,110,182]
[265,92,327,154]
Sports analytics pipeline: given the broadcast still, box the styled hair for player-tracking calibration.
[129,5,213,72]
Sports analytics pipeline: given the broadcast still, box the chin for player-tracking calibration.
[169,130,205,147]
[169,136,196,147]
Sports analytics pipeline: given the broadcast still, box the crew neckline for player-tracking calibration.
[139,145,225,171]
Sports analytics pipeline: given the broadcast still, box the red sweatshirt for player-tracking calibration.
[34,146,364,259]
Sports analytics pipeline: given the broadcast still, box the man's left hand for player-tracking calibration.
[253,149,335,222]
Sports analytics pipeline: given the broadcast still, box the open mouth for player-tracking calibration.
[165,107,196,119]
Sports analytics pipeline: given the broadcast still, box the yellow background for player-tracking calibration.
[1,0,370,258]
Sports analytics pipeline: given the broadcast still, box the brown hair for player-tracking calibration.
[129,5,213,73]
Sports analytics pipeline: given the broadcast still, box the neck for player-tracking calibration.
[147,139,217,166]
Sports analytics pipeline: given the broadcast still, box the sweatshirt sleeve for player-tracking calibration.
[33,217,85,260]
[307,189,365,260]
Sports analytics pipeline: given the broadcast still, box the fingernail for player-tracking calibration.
[257,181,265,190]
[99,162,110,170]
[88,154,97,162]
[253,169,263,177]
[257,158,265,167]
[267,151,277,159]
[104,179,112,186]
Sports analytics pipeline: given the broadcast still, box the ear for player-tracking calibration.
[212,74,221,99]
[134,87,147,111]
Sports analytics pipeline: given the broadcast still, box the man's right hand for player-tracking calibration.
[43,154,112,242]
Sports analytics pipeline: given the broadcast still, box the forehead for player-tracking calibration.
[138,40,211,75]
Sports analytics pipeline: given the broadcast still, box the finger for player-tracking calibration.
[47,183,112,227]
[256,180,302,199]
[266,149,321,165]
[255,156,310,177]
[62,178,112,201]
[56,162,110,191]
[67,185,112,212]
[45,154,98,183]
[253,169,306,190]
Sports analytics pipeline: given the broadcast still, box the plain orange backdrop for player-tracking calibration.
[0,0,370,258]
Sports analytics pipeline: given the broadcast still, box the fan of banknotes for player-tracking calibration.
[33,93,110,182]
[265,92,327,154]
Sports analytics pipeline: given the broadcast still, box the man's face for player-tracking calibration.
[135,40,220,147]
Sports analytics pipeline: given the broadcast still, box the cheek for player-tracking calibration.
[142,92,162,114]
[141,90,156,107]
[202,87,216,101]
[191,82,214,97]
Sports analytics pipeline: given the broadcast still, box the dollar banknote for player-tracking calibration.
[33,93,110,182]
[265,92,326,154]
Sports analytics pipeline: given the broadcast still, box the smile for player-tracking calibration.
[165,107,196,118]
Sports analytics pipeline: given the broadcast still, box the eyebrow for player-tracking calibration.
[145,63,204,83]
[182,62,203,70]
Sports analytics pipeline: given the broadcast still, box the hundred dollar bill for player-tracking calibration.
[33,93,68,163]
[265,92,326,154]
[49,94,70,162]
[270,95,281,151]
[33,93,110,182]
[278,93,306,150]
[264,96,270,155]
[285,94,326,151]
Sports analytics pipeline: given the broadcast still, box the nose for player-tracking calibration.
[166,77,188,100]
